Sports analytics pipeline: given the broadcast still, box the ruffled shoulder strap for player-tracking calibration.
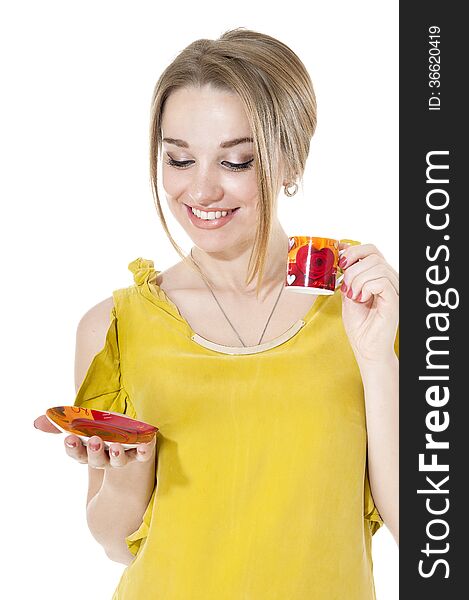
[128,257,160,286]
[127,256,185,322]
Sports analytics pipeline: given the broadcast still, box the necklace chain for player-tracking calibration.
[189,248,285,347]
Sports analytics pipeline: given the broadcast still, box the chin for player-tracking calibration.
[190,236,233,254]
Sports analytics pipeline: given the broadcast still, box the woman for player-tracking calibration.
[35,28,399,599]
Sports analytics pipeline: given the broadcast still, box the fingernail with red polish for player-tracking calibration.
[65,439,77,448]
[339,256,347,268]
[89,440,101,451]
[347,288,353,299]
[340,283,347,293]
[356,291,362,302]
[110,448,120,458]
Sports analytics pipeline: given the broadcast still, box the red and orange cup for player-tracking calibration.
[285,236,346,295]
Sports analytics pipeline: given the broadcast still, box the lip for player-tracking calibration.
[185,204,240,229]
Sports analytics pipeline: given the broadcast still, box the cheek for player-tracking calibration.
[161,167,185,196]
[222,172,258,203]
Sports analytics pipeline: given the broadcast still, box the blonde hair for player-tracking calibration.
[149,27,317,297]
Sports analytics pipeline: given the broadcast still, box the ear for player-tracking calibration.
[277,153,298,188]
[282,175,298,187]
[276,154,288,186]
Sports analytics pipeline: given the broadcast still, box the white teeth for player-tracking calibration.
[191,207,233,220]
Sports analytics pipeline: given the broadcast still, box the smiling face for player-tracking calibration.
[161,85,271,255]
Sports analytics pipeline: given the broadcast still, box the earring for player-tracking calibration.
[284,182,298,197]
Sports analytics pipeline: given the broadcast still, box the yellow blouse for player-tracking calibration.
[74,256,399,600]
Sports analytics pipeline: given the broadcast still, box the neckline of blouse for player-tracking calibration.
[128,257,333,355]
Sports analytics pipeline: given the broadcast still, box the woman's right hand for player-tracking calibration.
[34,414,157,470]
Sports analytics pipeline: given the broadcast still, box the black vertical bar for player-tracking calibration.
[400,2,467,596]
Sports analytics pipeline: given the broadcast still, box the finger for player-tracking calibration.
[339,242,351,254]
[64,435,88,464]
[339,239,361,253]
[340,243,385,267]
[87,436,108,469]
[341,253,386,281]
[109,443,128,468]
[136,435,157,463]
[34,414,62,433]
[343,263,400,300]
[358,277,398,304]
[345,273,400,302]
[389,264,399,282]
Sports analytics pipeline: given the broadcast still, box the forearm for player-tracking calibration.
[358,354,399,543]
[86,459,156,561]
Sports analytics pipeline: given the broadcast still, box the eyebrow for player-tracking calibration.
[162,136,254,149]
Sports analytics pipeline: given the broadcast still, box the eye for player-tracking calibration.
[222,159,254,171]
[165,156,254,172]
[165,157,193,169]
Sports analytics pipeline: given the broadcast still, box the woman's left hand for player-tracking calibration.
[338,242,399,364]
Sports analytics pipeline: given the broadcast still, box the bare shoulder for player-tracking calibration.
[75,296,114,392]
[154,259,200,292]
[78,296,115,330]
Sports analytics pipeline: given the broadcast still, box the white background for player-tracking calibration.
[1,1,398,598]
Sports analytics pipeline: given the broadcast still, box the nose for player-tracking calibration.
[187,167,223,205]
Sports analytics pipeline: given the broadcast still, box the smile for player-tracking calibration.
[185,204,240,229]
